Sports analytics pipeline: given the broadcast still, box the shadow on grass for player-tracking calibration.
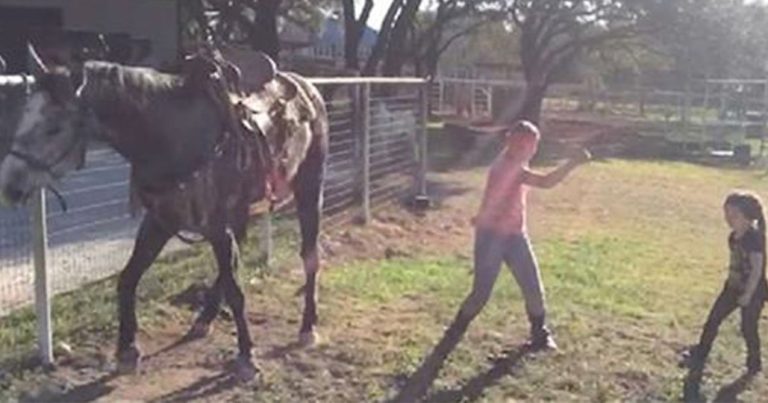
[28,373,118,402]
[424,347,528,403]
[714,372,756,403]
[153,372,239,403]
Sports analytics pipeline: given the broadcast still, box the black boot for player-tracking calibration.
[524,314,557,351]
[679,345,706,370]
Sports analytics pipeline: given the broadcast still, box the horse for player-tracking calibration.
[0,64,36,161]
[0,44,328,381]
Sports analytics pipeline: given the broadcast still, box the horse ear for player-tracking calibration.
[27,42,49,77]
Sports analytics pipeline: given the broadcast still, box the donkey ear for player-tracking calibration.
[27,42,49,77]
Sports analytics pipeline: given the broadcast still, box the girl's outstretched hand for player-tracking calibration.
[569,147,592,164]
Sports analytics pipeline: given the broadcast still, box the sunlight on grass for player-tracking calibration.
[3,158,768,401]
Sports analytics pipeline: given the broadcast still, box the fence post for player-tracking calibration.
[31,188,53,367]
[762,80,768,157]
[470,81,477,118]
[361,82,371,224]
[485,86,492,118]
[417,82,429,197]
[438,80,445,114]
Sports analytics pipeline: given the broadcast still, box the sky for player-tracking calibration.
[359,0,390,30]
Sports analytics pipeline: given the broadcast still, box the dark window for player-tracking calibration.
[0,6,63,73]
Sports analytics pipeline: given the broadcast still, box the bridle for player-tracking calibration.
[6,78,90,210]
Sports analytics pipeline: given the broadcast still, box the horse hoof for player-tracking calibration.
[187,321,211,339]
[232,356,259,383]
[298,330,320,347]
[115,347,141,375]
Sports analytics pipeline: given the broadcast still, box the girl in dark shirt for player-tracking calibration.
[682,192,768,399]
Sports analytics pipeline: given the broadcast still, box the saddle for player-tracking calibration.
[180,48,317,212]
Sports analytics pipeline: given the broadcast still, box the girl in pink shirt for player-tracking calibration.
[470,120,590,350]
[395,121,590,402]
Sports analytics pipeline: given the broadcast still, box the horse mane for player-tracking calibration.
[78,61,185,111]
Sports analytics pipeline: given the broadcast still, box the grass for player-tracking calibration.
[319,160,768,401]
[3,157,768,401]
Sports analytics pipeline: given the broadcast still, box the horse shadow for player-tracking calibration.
[30,373,118,402]
[39,365,241,403]
[422,347,528,403]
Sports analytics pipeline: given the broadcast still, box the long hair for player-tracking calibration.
[725,191,766,244]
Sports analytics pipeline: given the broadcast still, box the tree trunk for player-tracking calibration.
[251,0,280,63]
[382,0,421,76]
[343,0,360,70]
[516,83,547,125]
[362,0,403,75]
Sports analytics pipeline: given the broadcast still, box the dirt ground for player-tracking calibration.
[7,117,628,402]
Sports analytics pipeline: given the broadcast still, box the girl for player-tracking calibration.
[394,120,590,402]
[683,192,768,397]
[467,120,590,350]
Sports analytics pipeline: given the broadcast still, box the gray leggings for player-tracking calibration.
[460,228,546,320]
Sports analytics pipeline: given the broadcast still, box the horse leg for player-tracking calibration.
[211,226,257,381]
[294,147,324,346]
[188,205,249,339]
[116,215,171,373]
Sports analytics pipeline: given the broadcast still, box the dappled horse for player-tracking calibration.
[1,64,32,160]
[0,45,328,380]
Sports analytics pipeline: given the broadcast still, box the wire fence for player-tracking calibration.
[0,78,428,320]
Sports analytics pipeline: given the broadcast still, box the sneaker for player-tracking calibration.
[679,345,703,370]
[524,334,558,351]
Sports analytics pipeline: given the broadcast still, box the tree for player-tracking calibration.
[668,0,768,80]
[342,0,374,70]
[408,0,501,77]
[500,0,682,124]
[190,0,330,63]
[362,0,424,76]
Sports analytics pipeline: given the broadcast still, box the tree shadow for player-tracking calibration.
[152,372,238,403]
[713,373,756,403]
[423,347,528,403]
[262,340,303,360]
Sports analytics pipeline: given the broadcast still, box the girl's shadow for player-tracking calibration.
[713,373,756,403]
[684,372,757,403]
[423,347,529,403]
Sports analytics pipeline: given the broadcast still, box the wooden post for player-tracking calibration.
[361,82,371,224]
[438,80,445,115]
[32,188,53,367]
[469,81,477,118]
[485,86,492,118]
[762,80,768,157]
[418,83,429,197]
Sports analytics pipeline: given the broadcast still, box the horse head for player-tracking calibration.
[0,44,98,206]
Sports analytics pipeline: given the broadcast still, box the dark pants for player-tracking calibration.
[692,281,767,373]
